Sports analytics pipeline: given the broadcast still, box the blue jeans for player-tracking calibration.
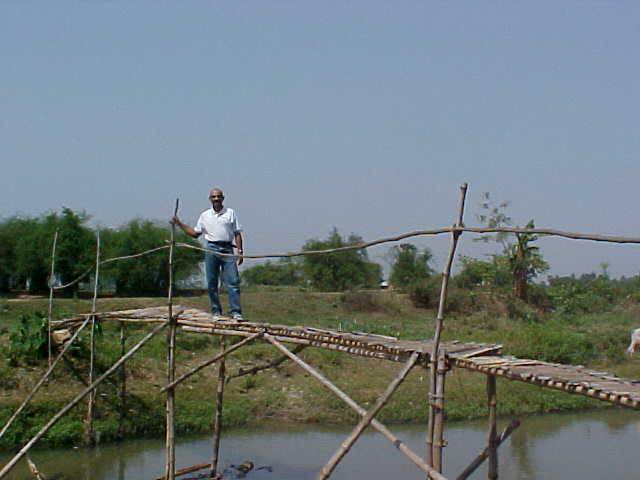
[205,243,242,316]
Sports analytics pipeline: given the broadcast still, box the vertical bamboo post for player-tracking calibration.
[117,321,127,440]
[432,350,448,473]
[84,230,100,447]
[47,229,58,368]
[165,199,179,480]
[427,183,467,475]
[486,375,498,480]
[211,338,226,476]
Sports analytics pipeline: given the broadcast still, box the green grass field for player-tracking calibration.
[1,288,639,450]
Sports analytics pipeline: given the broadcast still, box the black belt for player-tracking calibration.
[208,241,234,248]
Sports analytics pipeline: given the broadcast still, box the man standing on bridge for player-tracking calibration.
[171,187,244,321]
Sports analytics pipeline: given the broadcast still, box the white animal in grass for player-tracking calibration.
[627,328,640,356]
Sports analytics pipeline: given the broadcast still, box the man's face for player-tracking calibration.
[209,189,224,211]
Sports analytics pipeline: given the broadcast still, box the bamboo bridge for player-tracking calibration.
[2,183,640,480]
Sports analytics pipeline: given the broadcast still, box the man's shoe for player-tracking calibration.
[212,314,223,321]
[231,313,245,322]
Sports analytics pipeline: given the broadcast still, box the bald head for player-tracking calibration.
[208,188,225,212]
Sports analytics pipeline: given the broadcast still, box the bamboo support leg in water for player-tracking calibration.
[0,321,168,480]
[487,375,497,480]
[84,231,101,447]
[165,198,179,480]
[263,335,447,480]
[455,419,520,480]
[432,351,448,474]
[318,352,420,480]
[0,316,90,441]
[118,321,126,440]
[211,338,226,476]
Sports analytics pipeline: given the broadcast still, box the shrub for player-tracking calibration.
[6,312,48,365]
[409,277,440,309]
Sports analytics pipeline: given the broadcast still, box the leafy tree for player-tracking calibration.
[454,255,511,289]
[475,193,548,300]
[302,228,381,291]
[508,220,549,300]
[388,244,434,290]
[241,258,303,287]
[3,208,95,294]
[102,219,201,295]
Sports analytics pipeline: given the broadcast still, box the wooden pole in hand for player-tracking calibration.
[210,338,226,476]
[47,230,58,369]
[165,198,179,480]
[84,231,100,446]
[427,183,468,474]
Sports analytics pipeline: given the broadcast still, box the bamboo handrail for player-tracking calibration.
[263,334,448,480]
[318,351,420,479]
[0,321,169,480]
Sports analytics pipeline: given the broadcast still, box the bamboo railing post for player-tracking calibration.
[0,316,91,441]
[211,338,226,476]
[47,229,58,368]
[165,198,179,480]
[118,321,127,440]
[84,231,100,446]
[0,321,169,480]
[263,334,447,480]
[318,352,420,480]
[432,350,448,473]
[486,375,498,480]
[427,183,468,474]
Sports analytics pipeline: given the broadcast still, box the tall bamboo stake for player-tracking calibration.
[486,375,498,480]
[264,334,447,480]
[84,231,100,446]
[432,350,448,473]
[211,338,226,476]
[118,321,126,440]
[427,183,468,473]
[165,198,179,480]
[0,316,91,441]
[47,229,58,368]
[318,352,420,480]
[0,321,169,480]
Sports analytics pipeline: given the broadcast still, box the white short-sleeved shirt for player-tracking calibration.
[194,207,242,243]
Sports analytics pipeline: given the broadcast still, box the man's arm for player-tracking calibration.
[235,232,244,265]
[170,216,201,239]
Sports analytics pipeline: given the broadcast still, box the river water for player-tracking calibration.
[2,408,639,479]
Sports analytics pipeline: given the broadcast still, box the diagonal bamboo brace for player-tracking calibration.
[0,321,169,480]
[263,334,447,480]
[318,351,420,480]
[226,344,308,383]
[455,418,520,480]
[161,332,263,392]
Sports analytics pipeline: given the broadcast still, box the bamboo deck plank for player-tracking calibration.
[54,306,640,410]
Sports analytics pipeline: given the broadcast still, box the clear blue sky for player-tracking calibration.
[2,2,639,278]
